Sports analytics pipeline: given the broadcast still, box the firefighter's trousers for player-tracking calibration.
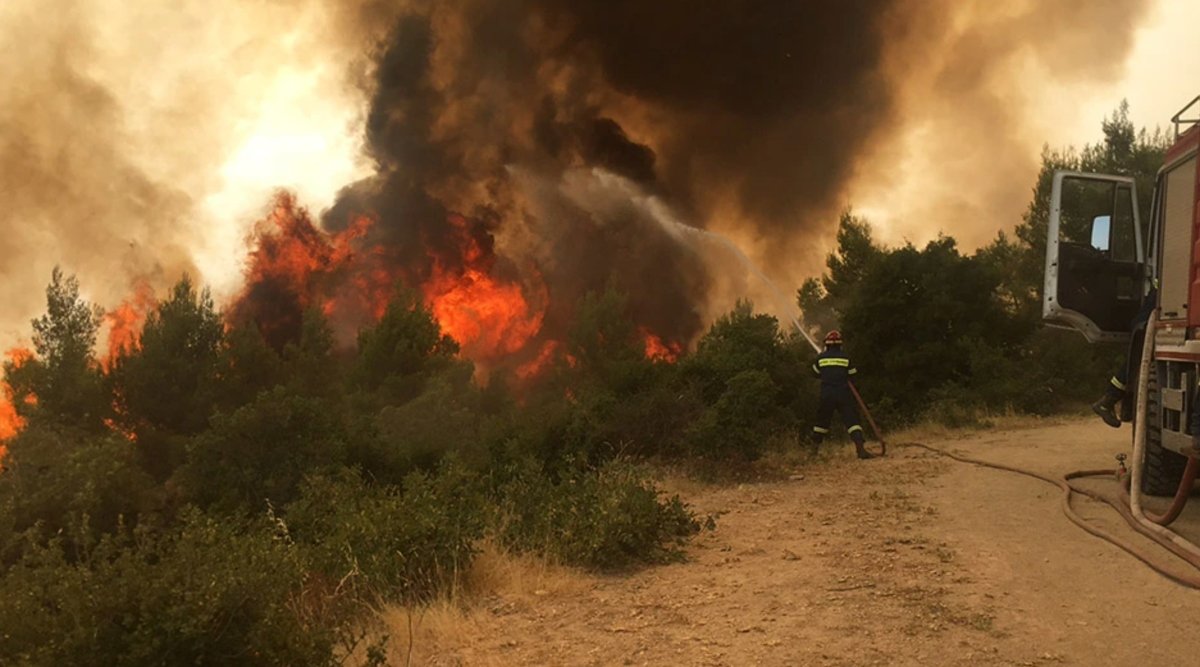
[812,389,864,445]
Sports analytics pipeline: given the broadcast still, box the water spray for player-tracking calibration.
[643,193,886,452]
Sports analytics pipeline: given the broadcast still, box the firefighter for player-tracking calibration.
[1092,285,1158,428]
[811,330,873,459]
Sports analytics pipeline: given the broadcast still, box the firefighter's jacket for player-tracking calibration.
[811,347,857,395]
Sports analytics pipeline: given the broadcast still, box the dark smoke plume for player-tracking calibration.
[311,0,917,351]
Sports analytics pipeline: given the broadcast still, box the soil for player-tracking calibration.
[418,418,1200,666]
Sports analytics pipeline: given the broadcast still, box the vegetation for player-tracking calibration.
[0,104,1170,663]
[0,275,718,664]
[800,102,1170,426]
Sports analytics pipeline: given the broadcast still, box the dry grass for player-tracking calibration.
[887,409,1087,444]
[349,541,591,666]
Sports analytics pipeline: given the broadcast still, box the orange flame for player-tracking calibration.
[104,280,157,370]
[641,329,682,362]
[1,347,35,457]
[421,214,545,365]
[235,194,398,347]
[235,195,548,375]
[515,340,561,380]
[249,197,374,302]
[424,265,545,363]
[103,416,138,443]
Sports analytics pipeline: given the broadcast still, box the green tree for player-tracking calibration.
[566,286,649,393]
[680,301,807,458]
[111,276,223,436]
[0,425,157,558]
[216,323,283,411]
[797,211,882,333]
[839,236,1012,421]
[109,276,224,477]
[180,387,347,512]
[352,289,458,399]
[3,268,108,432]
[281,308,341,397]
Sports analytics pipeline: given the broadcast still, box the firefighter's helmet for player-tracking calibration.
[824,330,843,346]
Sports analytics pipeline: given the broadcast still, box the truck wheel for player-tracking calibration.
[1141,364,1189,496]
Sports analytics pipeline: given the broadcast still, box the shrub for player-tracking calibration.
[0,425,157,560]
[0,509,334,666]
[284,467,484,604]
[356,369,481,484]
[687,369,784,461]
[490,458,698,570]
[179,387,347,512]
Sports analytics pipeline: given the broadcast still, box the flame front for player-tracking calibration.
[424,266,545,362]
[232,197,548,372]
[642,329,682,363]
[1,347,35,460]
[422,215,546,365]
[104,280,157,370]
[232,194,397,348]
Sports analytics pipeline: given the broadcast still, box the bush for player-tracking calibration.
[355,369,481,484]
[0,509,334,666]
[284,467,484,604]
[179,388,347,512]
[0,425,158,560]
[686,369,783,461]
[490,458,698,570]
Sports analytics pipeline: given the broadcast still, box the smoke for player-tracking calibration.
[315,0,920,349]
[0,0,385,345]
[0,0,1166,355]
[851,0,1156,250]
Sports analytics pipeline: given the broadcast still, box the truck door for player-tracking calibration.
[1043,171,1144,343]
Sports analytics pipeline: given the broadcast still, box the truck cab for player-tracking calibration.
[1044,95,1200,495]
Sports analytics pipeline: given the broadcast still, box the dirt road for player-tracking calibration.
[408,418,1200,666]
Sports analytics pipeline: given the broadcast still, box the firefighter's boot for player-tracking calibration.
[851,430,874,460]
[1091,393,1122,429]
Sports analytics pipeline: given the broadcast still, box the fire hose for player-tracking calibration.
[894,310,1200,589]
[896,442,1200,589]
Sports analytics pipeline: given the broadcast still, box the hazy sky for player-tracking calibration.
[853,0,1200,250]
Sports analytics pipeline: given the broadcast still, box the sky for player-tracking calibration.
[852,0,1200,251]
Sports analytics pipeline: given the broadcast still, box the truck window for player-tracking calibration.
[1112,184,1137,262]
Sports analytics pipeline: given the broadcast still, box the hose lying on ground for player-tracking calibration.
[896,441,1200,590]
[1123,457,1200,527]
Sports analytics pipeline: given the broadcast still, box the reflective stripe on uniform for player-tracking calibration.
[812,426,830,434]
[1111,376,1126,391]
[818,358,850,368]
[848,368,858,375]
[848,425,863,433]
[811,364,819,373]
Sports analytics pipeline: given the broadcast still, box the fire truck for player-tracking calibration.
[1043,95,1200,497]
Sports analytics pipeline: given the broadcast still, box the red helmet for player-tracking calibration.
[824,330,843,346]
